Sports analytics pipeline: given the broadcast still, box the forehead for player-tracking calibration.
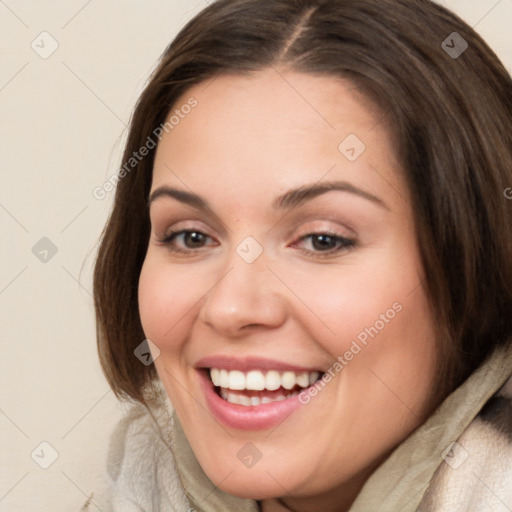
[151,69,406,210]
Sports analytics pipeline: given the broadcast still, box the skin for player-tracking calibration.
[138,69,439,512]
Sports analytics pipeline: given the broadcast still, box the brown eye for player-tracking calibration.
[182,231,208,248]
[294,232,356,257]
[311,234,339,251]
[158,230,215,252]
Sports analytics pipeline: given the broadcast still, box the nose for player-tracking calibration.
[198,250,288,337]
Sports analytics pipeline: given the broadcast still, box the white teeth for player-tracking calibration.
[296,372,310,388]
[281,371,295,390]
[220,389,301,406]
[210,368,220,387]
[228,370,245,390]
[250,396,261,406]
[265,370,281,391]
[209,368,321,391]
[219,369,229,388]
[246,370,265,391]
[238,394,252,406]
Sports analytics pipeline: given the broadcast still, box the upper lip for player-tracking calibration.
[195,355,324,373]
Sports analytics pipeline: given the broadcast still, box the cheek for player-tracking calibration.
[138,257,202,353]
[284,250,424,355]
[287,243,437,407]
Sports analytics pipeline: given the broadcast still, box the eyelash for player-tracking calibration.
[156,229,356,258]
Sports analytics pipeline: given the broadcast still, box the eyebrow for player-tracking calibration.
[273,181,389,211]
[149,186,209,210]
[149,180,389,211]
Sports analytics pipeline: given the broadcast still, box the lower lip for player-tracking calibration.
[199,371,304,430]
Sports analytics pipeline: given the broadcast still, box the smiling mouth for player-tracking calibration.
[207,368,324,406]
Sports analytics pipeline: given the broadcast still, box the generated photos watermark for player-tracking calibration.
[93,97,198,200]
[298,301,403,404]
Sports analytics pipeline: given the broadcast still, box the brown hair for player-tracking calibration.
[94,0,512,406]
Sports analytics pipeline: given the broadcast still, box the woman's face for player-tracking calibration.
[139,70,438,511]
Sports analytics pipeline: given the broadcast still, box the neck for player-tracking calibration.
[258,464,377,512]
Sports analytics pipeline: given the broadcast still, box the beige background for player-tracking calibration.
[0,1,510,510]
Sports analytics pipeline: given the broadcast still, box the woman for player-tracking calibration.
[91,0,512,510]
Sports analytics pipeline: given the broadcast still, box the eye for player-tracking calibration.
[294,232,356,257]
[157,229,216,252]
